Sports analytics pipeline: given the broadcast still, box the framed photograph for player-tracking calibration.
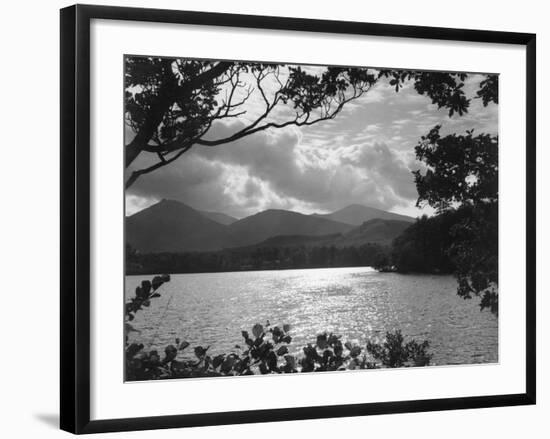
[60,4,536,434]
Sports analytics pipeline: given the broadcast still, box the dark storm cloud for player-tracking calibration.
[126,120,421,217]
[194,122,337,205]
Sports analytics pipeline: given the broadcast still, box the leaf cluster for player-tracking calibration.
[413,125,498,211]
[125,274,170,322]
[366,330,431,367]
[379,70,469,117]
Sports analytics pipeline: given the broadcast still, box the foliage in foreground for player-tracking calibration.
[125,277,432,381]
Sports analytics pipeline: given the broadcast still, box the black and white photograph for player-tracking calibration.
[124,56,498,381]
[0,0,544,436]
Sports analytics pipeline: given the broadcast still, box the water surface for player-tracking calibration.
[125,267,498,365]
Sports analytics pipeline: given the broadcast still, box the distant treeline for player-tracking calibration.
[126,243,389,275]
[126,207,491,276]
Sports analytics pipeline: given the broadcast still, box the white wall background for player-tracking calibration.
[0,0,546,437]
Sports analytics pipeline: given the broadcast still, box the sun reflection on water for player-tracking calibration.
[126,266,497,366]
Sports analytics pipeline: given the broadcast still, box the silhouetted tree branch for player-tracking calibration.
[125,57,498,189]
[125,59,233,168]
[125,58,377,187]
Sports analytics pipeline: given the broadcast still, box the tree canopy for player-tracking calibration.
[413,126,498,211]
[378,69,498,115]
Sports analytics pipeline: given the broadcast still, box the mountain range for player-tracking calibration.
[126,199,415,253]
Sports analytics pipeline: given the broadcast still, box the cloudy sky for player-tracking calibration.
[125,64,498,219]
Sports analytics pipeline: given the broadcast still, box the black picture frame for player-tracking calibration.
[60,4,536,434]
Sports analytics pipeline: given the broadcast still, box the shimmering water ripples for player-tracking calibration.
[125,267,498,365]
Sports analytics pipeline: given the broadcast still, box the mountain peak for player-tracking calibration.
[157,198,186,206]
[126,199,233,253]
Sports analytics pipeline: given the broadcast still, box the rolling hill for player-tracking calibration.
[233,218,411,251]
[313,204,414,225]
[334,218,411,246]
[228,209,354,247]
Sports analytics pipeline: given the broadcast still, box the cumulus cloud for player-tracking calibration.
[340,142,418,201]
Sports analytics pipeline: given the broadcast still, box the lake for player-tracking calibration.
[125,266,498,366]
